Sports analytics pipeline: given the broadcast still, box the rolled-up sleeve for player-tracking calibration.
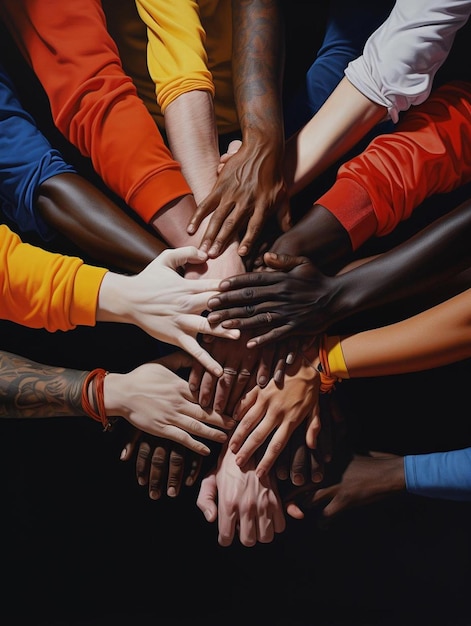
[345,0,471,122]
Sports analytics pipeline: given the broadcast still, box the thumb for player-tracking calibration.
[196,473,218,522]
[161,245,209,269]
[263,251,308,271]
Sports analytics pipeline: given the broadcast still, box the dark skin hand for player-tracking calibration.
[208,199,471,347]
[284,452,406,520]
[37,172,165,274]
[121,432,203,500]
[187,0,287,259]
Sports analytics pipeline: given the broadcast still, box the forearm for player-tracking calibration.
[284,77,386,196]
[164,91,220,206]
[339,288,471,377]
[151,197,245,279]
[37,173,166,274]
[270,204,353,274]
[0,351,87,419]
[331,199,471,317]
[231,0,285,152]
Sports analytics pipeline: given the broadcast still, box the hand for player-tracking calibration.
[187,139,288,259]
[97,246,240,377]
[121,431,203,500]
[207,252,335,347]
[105,351,235,456]
[229,349,320,477]
[285,452,406,520]
[196,443,286,547]
[188,333,261,413]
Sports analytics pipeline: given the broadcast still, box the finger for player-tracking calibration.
[257,342,276,388]
[149,442,169,500]
[196,473,218,522]
[238,510,258,548]
[238,212,264,258]
[218,505,237,547]
[253,428,291,478]
[213,366,239,414]
[159,245,209,270]
[263,251,308,271]
[120,427,142,461]
[230,402,266,454]
[275,443,290,481]
[187,193,220,237]
[157,350,192,372]
[188,359,205,394]
[185,453,203,487]
[166,444,185,498]
[197,367,219,409]
[225,367,254,415]
[135,439,152,487]
[178,335,226,379]
[305,402,321,450]
[285,501,305,520]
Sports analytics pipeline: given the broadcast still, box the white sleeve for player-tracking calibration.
[344,0,471,122]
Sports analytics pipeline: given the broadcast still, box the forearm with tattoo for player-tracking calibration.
[0,351,88,419]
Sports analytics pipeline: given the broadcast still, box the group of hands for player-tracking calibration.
[107,239,398,547]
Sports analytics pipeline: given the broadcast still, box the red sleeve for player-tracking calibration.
[1,0,191,224]
[317,81,471,250]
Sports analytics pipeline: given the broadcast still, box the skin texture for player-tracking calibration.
[196,441,286,547]
[187,0,288,259]
[37,173,166,274]
[0,350,233,453]
[207,198,471,347]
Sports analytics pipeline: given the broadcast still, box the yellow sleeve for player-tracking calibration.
[135,0,215,112]
[0,225,108,332]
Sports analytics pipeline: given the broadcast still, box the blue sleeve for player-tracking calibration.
[0,62,76,240]
[284,0,395,137]
[404,448,471,501]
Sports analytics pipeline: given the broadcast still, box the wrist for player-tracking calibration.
[96,271,131,323]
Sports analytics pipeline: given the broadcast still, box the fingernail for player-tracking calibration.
[138,477,146,486]
[286,353,294,365]
[208,245,219,256]
[238,246,247,256]
[258,376,267,387]
[187,224,195,234]
[167,487,176,498]
[293,473,304,486]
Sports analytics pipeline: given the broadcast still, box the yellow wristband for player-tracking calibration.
[325,335,350,379]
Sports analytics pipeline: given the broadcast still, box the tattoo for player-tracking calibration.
[232,0,284,131]
[0,351,88,419]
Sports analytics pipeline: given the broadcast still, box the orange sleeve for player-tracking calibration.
[317,81,471,250]
[0,0,192,223]
[0,225,107,331]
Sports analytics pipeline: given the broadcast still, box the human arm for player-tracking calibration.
[207,195,471,346]
[0,226,239,374]
[187,0,288,259]
[289,446,471,520]
[0,349,233,454]
[196,441,286,547]
[285,0,471,195]
[0,0,193,225]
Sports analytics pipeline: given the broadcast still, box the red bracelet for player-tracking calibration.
[81,368,116,432]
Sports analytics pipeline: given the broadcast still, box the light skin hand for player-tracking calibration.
[96,246,240,377]
[196,442,286,547]
[230,350,319,477]
[105,351,235,455]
